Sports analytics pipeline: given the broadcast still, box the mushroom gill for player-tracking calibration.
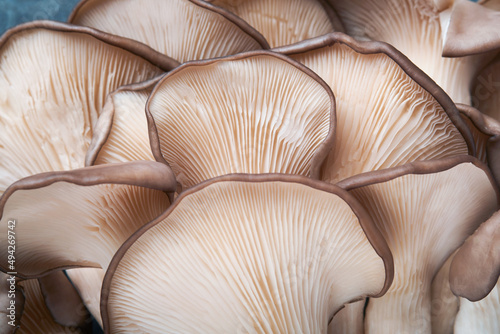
[102,175,392,333]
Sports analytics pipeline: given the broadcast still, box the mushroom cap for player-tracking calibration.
[274,33,472,183]
[0,161,175,278]
[69,0,269,62]
[16,278,84,333]
[147,50,336,189]
[207,0,339,47]
[450,209,500,301]
[325,0,498,104]
[472,53,500,121]
[101,174,393,333]
[442,0,500,57]
[85,77,161,166]
[337,156,499,332]
[0,21,173,195]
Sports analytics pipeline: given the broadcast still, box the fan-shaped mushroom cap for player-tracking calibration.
[69,0,268,62]
[147,51,335,189]
[86,77,161,166]
[326,0,497,104]
[206,0,341,48]
[0,21,174,195]
[453,280,500,333]
[102,174,393,333]
[274,34,471,183]
[66,268,105,327]
[0,161,175,278]
[450,209,500,301]
[337,156,499,333]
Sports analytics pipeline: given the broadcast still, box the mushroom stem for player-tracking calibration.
[366,287,432,334]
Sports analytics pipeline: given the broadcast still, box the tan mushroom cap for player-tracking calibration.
[0,161,175,278]
[102,175,393,333]
[38,271,90,328]
[326,0,497,104]
[450,209,500,301]
[147,51,335,189]
[453,280,500,333]
[207,0,340,48]
[337,156,499,333]
[66,268,105,327]
[274,34,471,184]
[442,0,500,57]
[86,78,161,167]
[69,0,268,63]
[0,21,172,195]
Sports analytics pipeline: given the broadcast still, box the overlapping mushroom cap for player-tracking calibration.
[337,156,499,333]
[147,51,336,188]
[69,0,269,62]
[274,33,472,183]
[102,175,393,333]
[0,21,175,195]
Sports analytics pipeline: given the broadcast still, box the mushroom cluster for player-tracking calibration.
[1,0,500,333]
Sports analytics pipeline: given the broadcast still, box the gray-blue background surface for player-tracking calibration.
[0,0,81,35]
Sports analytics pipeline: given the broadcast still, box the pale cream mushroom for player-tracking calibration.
[85,77,161,166]
[205,0,342,47]
[0,161,175,278]
[325,0,499,104]
[101,174,393,333]
[147,51,335,189]
[337,156,499,333]
[69,0,269,62]
[274,33,472,183]
[0,21,176,195]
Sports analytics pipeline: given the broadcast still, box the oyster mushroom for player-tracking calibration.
[337,156,499,333]
[205,0,342,47]
[0,161,175,278]
[147,51,335,189]
[326,0,499,104]
[69,0,269,62]
[0,21,176,195]
[101,174,393,333]
[274,33,472,183]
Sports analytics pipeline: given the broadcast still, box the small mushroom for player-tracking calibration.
[101,174,393,333]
